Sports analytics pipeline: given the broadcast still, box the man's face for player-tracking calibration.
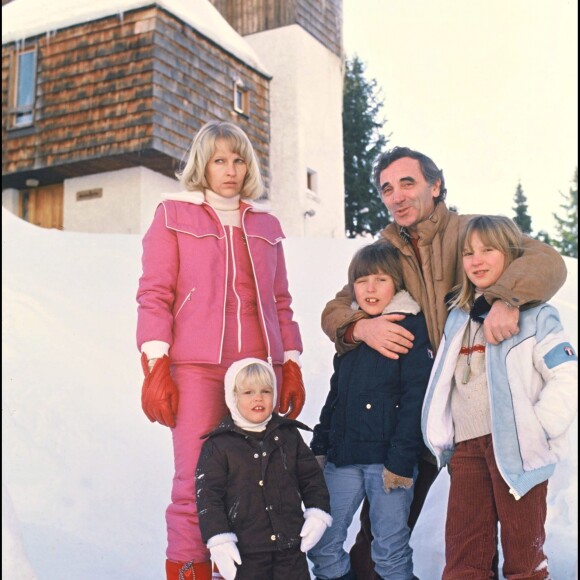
[378,157,440,232]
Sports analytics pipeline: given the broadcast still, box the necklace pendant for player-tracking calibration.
[462,366,471,384]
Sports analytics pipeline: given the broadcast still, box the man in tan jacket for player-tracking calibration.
[321,146,567,579]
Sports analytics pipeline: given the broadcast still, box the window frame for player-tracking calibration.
[233,79,249,116]
[9,45,37,129]
[306,167,320,199]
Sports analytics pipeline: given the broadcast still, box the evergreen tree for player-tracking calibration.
[534,230,552,245]
[343,55,389,237]
[553,169,578,258]
[512,182,532,234]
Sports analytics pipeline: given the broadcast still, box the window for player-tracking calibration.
[233,79,248,115]
[306,168,320,203]
[307,168,318,193]
[10,48,37,128]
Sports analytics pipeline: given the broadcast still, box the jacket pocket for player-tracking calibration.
[174,287,196,319]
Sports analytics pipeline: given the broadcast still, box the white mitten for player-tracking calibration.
[300,508,333,552]
[207,533,241,580]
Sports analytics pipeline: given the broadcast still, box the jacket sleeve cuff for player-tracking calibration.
[283,350,301,365]
[335,310,368,352]
[342,323,359,344]
[141,340,170,359]
[207,533,238,548]
[303,507,333,528]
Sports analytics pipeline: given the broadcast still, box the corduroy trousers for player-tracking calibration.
[443,434,549,580]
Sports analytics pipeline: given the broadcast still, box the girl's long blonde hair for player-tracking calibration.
[450,215,524,311]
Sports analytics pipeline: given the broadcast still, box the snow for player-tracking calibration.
[1,0,268,75]
[2,207,577,579]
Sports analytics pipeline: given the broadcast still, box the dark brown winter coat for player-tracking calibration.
[195,413,330,555]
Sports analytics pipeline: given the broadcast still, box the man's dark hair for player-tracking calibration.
[372,146,447,203]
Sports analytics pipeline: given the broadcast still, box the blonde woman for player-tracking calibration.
[136,121,305,580]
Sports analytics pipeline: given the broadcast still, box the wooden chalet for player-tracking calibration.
[2,0,270,230]
[2,0,345,237]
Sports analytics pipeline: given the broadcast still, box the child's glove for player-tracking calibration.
[140,353,179,428]
[383,468,413,493]
[279,360,306,419]
[300,508,333,552]
[315,455,327,470]
[207,534,241,580]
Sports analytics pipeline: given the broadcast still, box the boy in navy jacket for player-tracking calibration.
[309,241,433,580]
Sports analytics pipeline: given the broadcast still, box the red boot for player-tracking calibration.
[166,559,212,580]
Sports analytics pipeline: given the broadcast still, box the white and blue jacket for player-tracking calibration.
[422,302,577,499]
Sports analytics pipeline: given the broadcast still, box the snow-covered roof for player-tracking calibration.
[1,0,269,75]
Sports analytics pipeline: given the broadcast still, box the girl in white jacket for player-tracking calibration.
[422,215,577,580]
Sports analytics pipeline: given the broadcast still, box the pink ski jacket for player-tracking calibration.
[136,193,303,365]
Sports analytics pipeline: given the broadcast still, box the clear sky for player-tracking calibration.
[343,0,578,237]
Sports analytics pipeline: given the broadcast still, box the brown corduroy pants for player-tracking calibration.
[444,435,549,580]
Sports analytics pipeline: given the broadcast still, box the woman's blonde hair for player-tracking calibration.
[176,121,264,199]
[450,215,524,311]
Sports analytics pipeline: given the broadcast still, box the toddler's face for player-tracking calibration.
[235,380,274,424]
[354,271,396,316]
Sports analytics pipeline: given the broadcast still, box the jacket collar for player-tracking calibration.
[162,190,273,213]
[384,202,451,246]
[383,290,421,315]
[444,289,491,323]
[162,190,205,204]
[202,412,311,439]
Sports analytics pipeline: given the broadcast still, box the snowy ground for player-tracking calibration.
[2,208,577,579]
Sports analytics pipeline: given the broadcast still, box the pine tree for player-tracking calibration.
[512,182,532,234]
[553,169,578,258]
[534,230,552,245]
[343,55,389,237]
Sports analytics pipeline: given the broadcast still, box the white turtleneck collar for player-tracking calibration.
[204,189,241,227]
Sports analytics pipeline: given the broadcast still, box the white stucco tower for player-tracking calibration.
[209,0,346,238]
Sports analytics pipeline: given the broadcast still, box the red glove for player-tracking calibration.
[279,360,306,419]
[140,353,179,428]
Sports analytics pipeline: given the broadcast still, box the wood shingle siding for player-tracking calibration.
[2,5,270,192]
[209,0,342,57]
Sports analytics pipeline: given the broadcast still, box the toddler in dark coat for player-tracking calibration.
[195,358,332,580]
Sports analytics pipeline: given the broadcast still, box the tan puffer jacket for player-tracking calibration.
[322,202,567,353]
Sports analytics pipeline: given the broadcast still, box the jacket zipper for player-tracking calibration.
[208,204,227,365]
[486,348,521,500]
[228,226,243,353]
[242,207,272,364]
